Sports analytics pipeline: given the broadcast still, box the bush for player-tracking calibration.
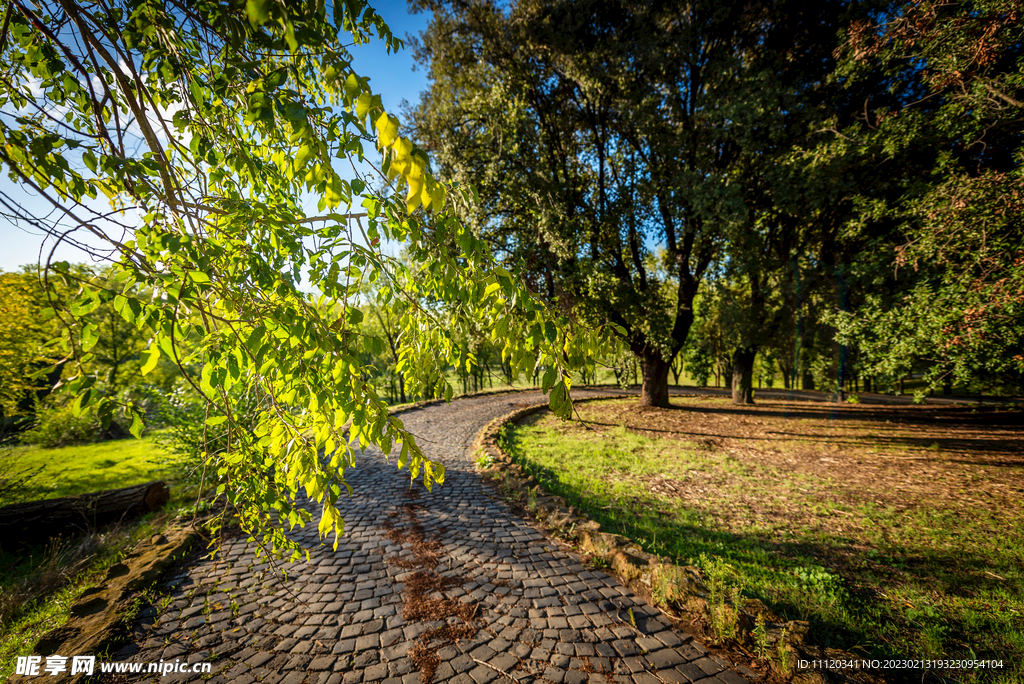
[20,402,122,448]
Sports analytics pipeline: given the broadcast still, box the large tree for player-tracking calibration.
[410,0,866,406]
[0,0,614,556]
[818,0,1024,394]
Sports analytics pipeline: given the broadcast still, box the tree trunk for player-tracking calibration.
[732,348,756,404]
[0,481,169,551]
[638,353,671,407]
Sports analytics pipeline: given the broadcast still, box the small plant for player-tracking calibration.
[700,554,740,643]
[776,627,793,675]
[652,565,680,605]
[21,401,112,447]
[752,611,769,660]
[710,597,738,643]
[526,487,538,512]
[588,555,611,570]
[474,452,494,469]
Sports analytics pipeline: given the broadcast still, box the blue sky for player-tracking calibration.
[0,1,431,273]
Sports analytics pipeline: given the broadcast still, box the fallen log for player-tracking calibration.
[0,481,169,550]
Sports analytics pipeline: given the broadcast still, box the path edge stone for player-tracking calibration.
[471,395,887,684]
[22,524,203,682]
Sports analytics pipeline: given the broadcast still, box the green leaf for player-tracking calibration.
[541,365,557,392]
[69,290,101,316]
[72,388,95,417]
[246,0,271,24]
[355,93,374,121]
[206,415,228,426]
[344,73,361,101]
[81,323,99,352]
[141,344,161,375]
[129,411,145,439]
[549,380,572,419]
[484,281,502,299]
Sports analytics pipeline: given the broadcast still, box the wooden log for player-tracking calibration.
[0,481,169,550]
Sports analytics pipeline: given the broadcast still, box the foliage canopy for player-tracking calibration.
[0,0,616,557]
[409,0,872,405]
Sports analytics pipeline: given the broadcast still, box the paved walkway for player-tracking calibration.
[115,390,749,684]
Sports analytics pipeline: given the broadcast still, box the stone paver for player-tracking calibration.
[119,390,749,684]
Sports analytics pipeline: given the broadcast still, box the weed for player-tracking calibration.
[497,473,523,502]
[588,555,611,570]
[700,554,740,643]
[122,595,147,625]
[474,452,494,470]
[776,627,793,675]
[526,487,538,512]
[652,565,683,605]
[752,611,769,660]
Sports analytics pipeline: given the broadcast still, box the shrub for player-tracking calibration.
[20,402,117,448]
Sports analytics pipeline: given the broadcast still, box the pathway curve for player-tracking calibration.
[115,390,750,684]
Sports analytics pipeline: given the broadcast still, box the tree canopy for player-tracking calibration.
[409,0,874,406]
[0,0,617,557]
[818,0,1024,394]
[410,0,1024,401]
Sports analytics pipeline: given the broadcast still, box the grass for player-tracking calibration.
[502,397,1024,684]
[0,436,193,680]
[0,434,177,505]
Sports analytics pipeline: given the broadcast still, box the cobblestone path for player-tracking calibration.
[116,390,749,684]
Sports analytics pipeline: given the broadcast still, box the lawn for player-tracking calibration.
[502,396,1024,684]
[1,434,179,506]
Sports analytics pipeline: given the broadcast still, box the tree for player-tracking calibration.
[0,0,615,557]
[1,264,161,437]
[410,0,871,407]
[0,268,62,418]
[817,0,1024,394]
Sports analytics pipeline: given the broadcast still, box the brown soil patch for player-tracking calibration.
[568,396,1024,538]
[381,490,480,684]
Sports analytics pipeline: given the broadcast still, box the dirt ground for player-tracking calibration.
[572,394,1024,539]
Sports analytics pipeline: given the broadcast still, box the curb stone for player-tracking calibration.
[471,397,888,684]
[18,524,203,683]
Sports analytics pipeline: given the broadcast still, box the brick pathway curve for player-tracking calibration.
[116,390,748,684]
